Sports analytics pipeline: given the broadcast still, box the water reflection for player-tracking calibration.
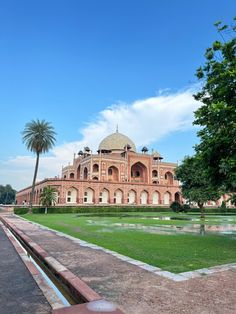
[112,222,236,237]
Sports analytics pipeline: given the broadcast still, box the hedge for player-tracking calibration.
[13,205,236,215]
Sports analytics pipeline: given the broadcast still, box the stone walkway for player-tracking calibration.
[0,222,51,314]
[2,214,236,314]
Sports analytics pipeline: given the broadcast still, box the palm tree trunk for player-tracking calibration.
[29,152,40,212]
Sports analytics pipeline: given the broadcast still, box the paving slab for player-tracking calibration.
[0,223,51,314]
[2,214,236,314]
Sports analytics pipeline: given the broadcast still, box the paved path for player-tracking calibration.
[2,214,236,314]
[0,223,51,314]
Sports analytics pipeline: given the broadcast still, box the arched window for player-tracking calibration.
[108,166,119,181]
[93,164,99,172]
[69,173,74,179]
[152,170,158,177]
[77,165,81,180]
[131,162,148,183]
[83,167,88,180]
[165,172,173,185]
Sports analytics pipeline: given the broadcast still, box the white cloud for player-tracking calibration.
[1,87,200,191]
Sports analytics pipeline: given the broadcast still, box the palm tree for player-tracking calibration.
[22,119,56,210]
[40,186,58,214]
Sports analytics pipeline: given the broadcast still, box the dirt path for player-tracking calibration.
[3,214,236,314]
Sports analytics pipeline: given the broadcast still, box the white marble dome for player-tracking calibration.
[98,131,136,152]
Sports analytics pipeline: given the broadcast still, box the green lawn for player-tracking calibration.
[24,213,236,273]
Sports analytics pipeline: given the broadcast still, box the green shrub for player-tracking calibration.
[30,206,171,214]
[170,201,182,212]
[14,207,29,215]
[182,204,190,212]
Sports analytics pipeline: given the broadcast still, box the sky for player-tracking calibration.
[0,0,235,191]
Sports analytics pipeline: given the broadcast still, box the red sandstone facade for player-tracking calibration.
[16,131,182,206]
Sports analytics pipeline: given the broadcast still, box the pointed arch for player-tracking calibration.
[128,189,136,204]
[93,163,99,172]
[99,188,109,204]
[131,162,148,183]
[164,171,174,185]
[114,189,123,204]
[164,191,171,205]
[77,165,81,180]
[66,187,78,203]
[152,191,160,205]
[69,172,74,179]
[140,190,148,205]
[84,188,94,204]
[108,166,119,182]
[174,192,181,203]
[152,170,158,177]
[83,167,88,180]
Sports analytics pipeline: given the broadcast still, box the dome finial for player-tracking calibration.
[116,124,119,133]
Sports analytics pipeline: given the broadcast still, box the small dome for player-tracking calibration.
[98,132,136,153]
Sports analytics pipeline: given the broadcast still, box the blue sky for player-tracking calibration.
[0,0,235,190]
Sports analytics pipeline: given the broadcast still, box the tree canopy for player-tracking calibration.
[175,156,220,217]
[40,186,58,213]
[193,18,236,194]
[176,18,235,210]
[0,184,16,204]
[22,119,56,209]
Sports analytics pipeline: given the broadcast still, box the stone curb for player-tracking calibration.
[0,222,64,310]
[0,217,102,304]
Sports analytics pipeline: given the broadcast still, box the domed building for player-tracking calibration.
[16,130,182,206]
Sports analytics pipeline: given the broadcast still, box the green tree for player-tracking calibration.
[194,18,236,194]
[0,184,16,204]
[39,186,58,214]
[175,156,220,218]
[22,119,56,210]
